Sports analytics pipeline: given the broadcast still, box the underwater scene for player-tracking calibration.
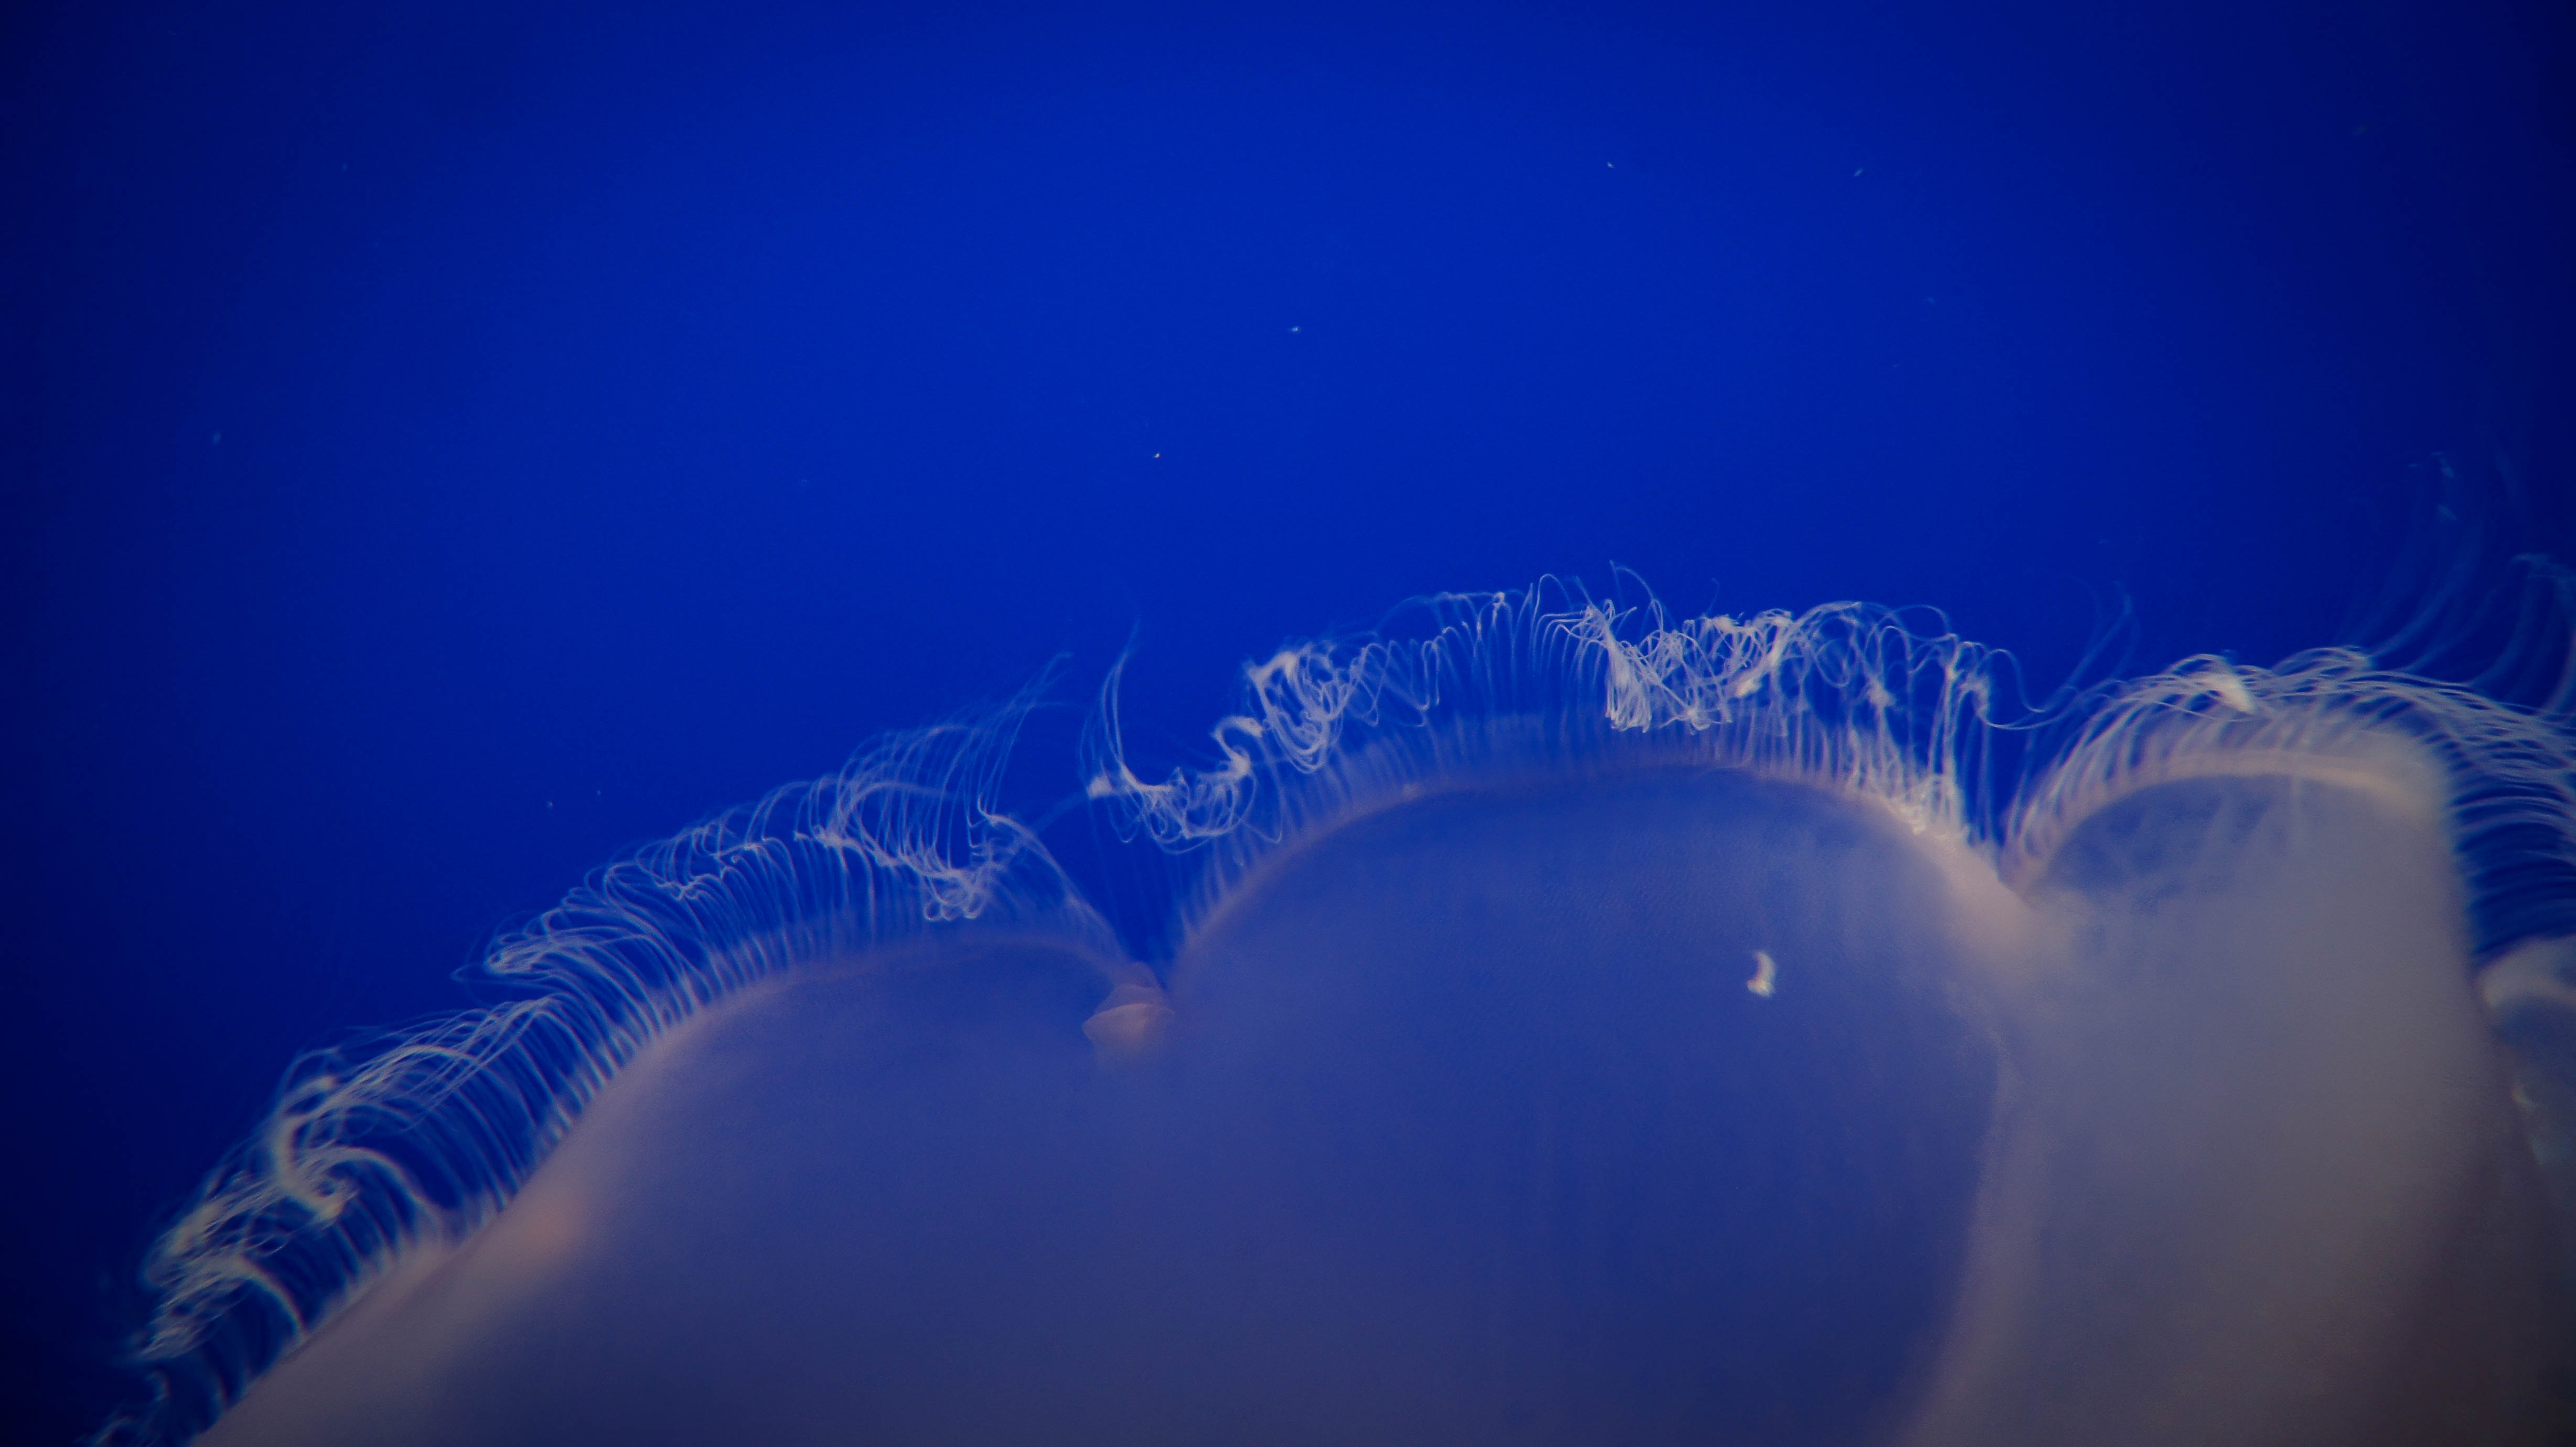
[6,1,2574,1443]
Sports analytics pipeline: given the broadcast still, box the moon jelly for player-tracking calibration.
[105,586,2576,1445]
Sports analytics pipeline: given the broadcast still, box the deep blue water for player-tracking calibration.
[4,1,2573,1439]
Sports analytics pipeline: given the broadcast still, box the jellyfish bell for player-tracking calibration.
[108,587,2575,1446]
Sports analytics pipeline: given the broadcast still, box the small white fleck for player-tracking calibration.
[1746,949,1778,998]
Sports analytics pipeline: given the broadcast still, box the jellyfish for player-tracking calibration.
[99,579,2576,1446]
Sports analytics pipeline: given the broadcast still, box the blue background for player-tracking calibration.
[5,1,2573,1438]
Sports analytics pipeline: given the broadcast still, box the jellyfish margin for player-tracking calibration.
[96,575,2576,1446]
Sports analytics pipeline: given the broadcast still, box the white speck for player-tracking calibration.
[1746,949,1778,998]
